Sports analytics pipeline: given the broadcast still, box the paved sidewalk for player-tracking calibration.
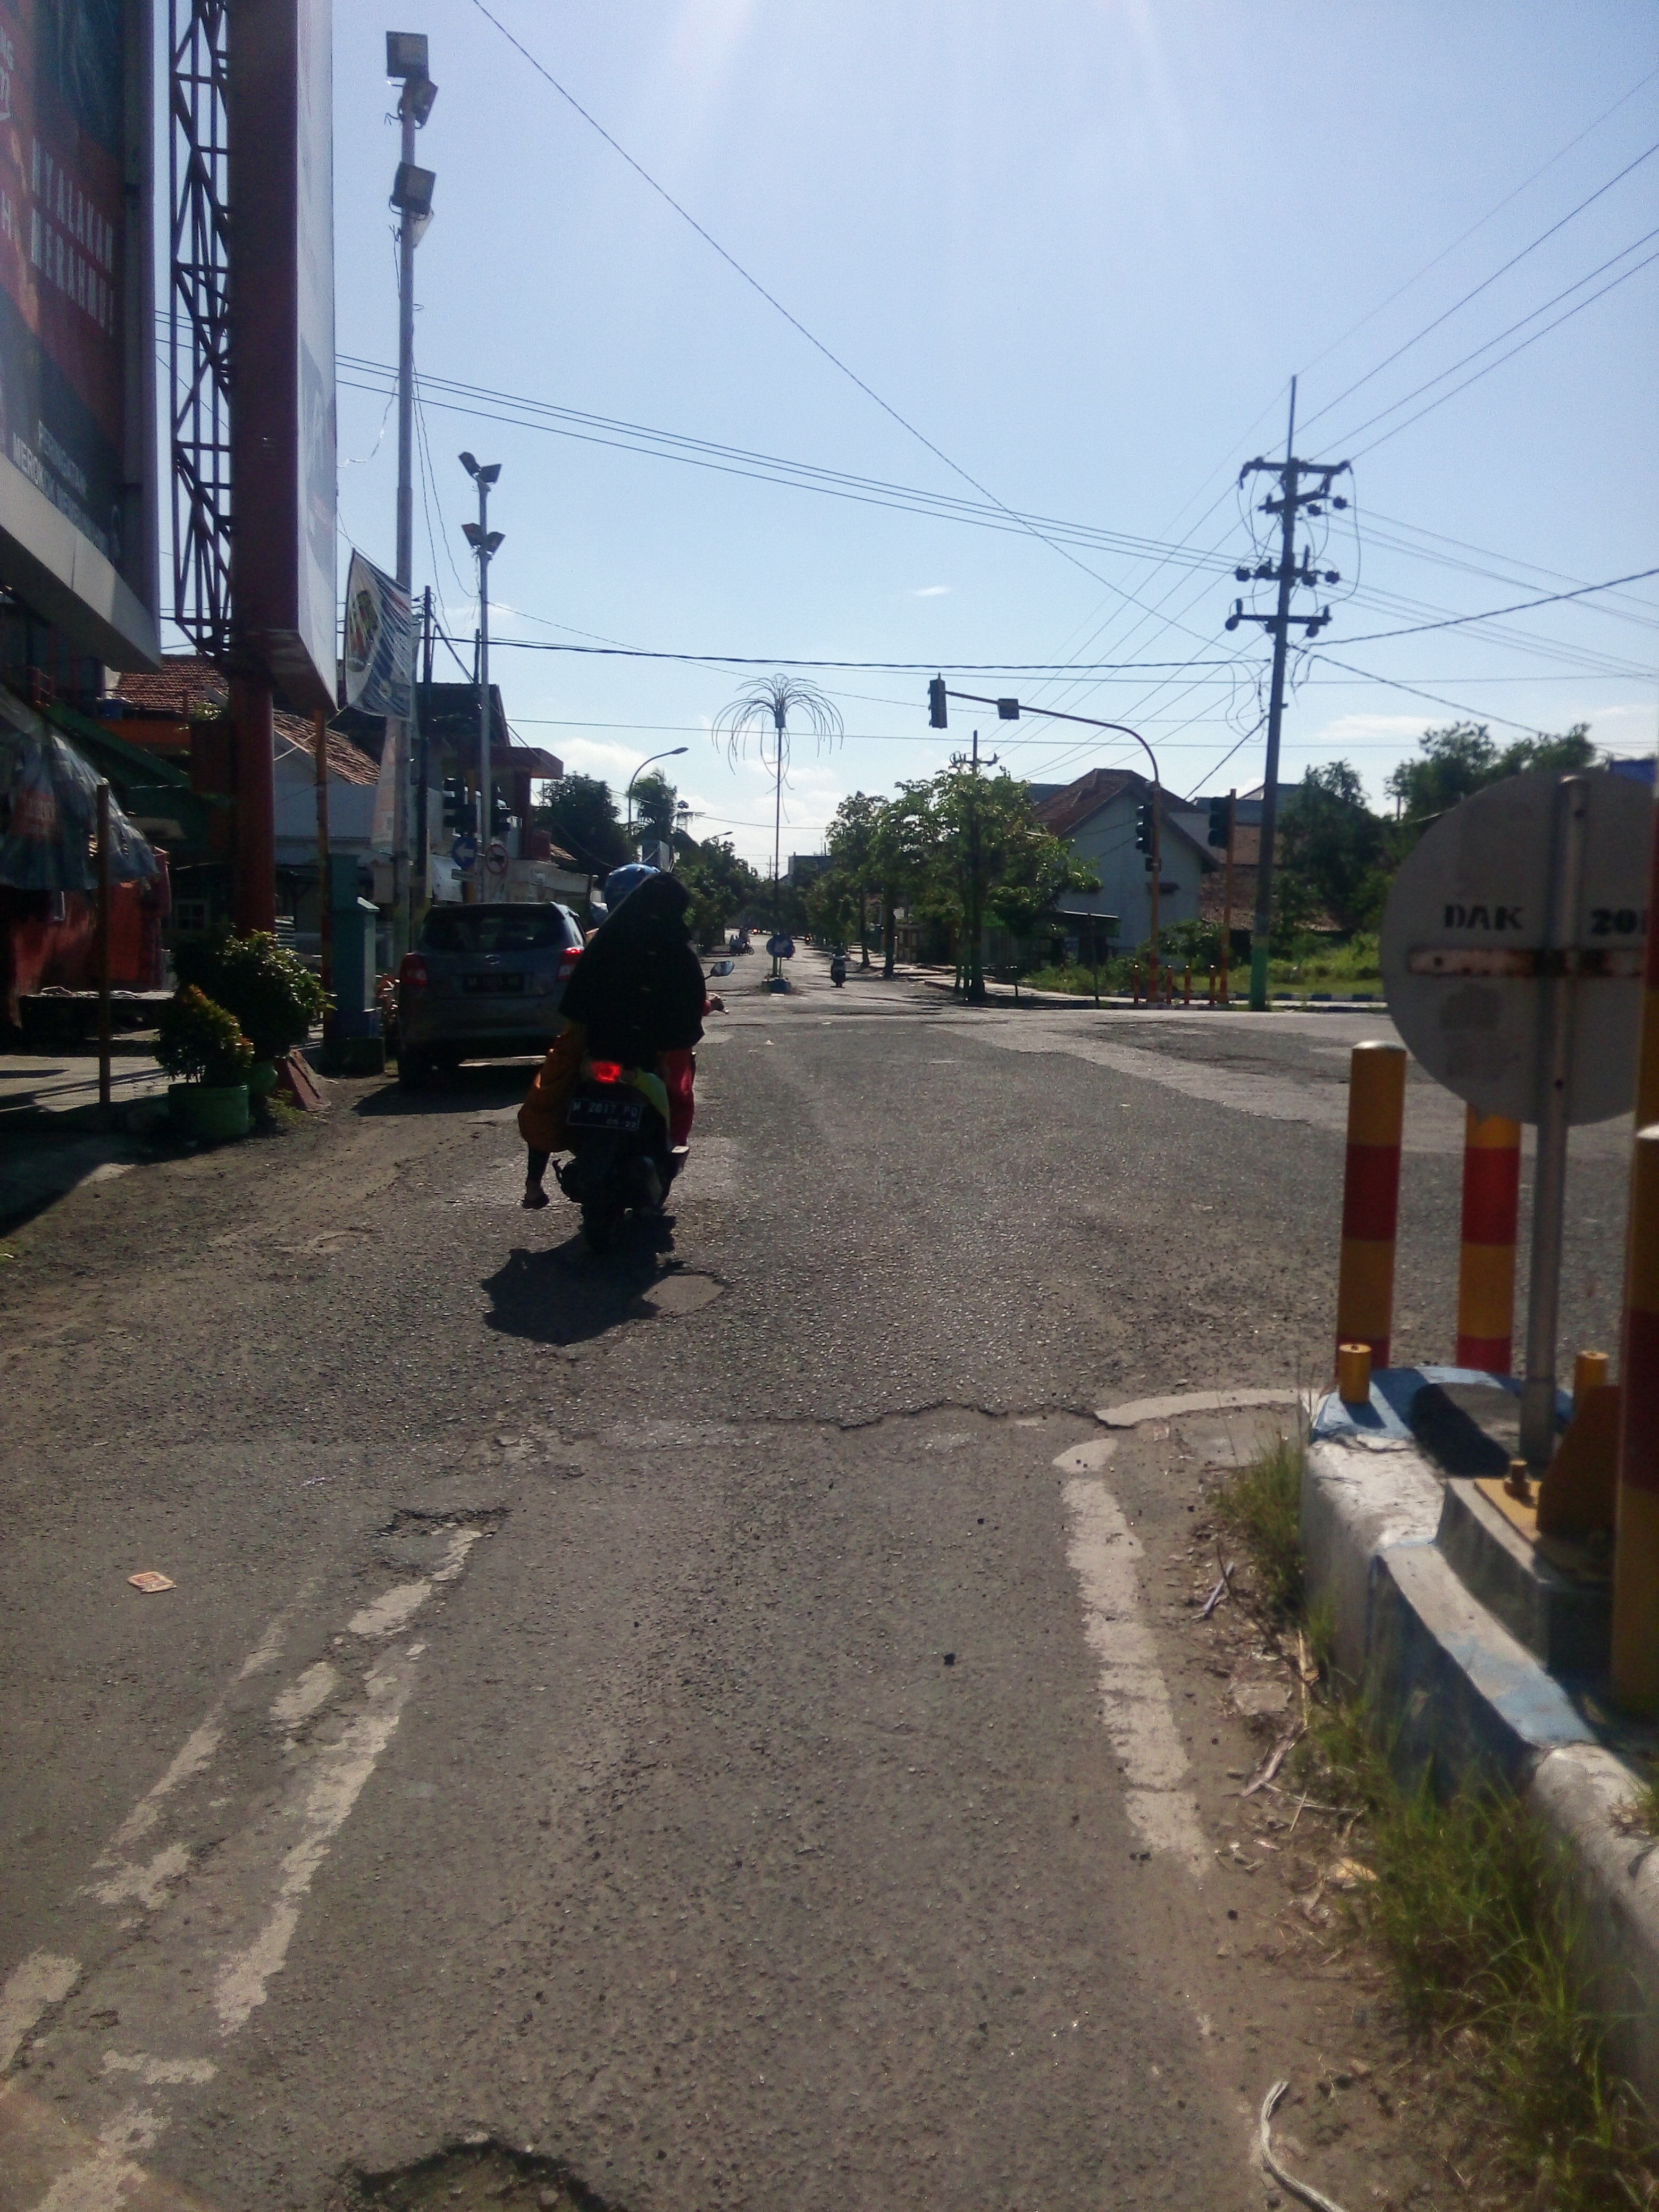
[0,1050,169,1126]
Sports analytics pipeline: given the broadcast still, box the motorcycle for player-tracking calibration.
[554,1057,683,1253]
[830,952,848,987]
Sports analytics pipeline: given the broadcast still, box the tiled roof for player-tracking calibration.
[1033,768,1137,841]
[113,657,379,787]
[1034,766,1214,864]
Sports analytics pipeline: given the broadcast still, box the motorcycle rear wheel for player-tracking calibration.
[582,1198,622,1254]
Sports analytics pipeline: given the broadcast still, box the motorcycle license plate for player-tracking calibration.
[567,1089,644,1132]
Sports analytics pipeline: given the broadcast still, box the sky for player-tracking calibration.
[176,2,1659,868]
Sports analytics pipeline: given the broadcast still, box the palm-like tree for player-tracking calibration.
[714,676,843,948]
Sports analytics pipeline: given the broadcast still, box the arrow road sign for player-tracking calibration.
[450,834,477,870]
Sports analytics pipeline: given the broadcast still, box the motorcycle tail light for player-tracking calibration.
[398,953,429,990]
[588,1060,623,1084]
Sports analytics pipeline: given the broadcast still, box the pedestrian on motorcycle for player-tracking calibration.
[520,865,711,1208]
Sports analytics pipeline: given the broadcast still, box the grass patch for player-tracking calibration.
[1266,929,1382,998]
[1213,1430,1305,1619]
[1305,1706,1658,2208]
[1212,1428,1659,2206]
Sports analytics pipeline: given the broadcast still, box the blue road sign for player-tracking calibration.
[451,834,478,870]
[766,934,795,959]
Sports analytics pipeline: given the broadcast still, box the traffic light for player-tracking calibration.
[490,782,511,837]
[1207,793,1234,849]
[441,775,475,833]
[1135,799,1154,853]
[928,677,948,730]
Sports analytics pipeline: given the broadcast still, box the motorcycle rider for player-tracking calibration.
[521,865,716,1208]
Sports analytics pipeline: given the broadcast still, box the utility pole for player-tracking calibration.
[460,453,502,900]
[413,584,432,912]
[1228,379,1348,1010]
[953,727,997,1005]
[386,35,438,956]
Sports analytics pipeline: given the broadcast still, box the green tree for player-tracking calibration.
[1385,722,1595,834]
[872,784,937,978]
[535,774,630,874]
[806,867,861,948]
[826,792,883,967]
[920,767,1097,1001]
[631,769,679,848]
[673,833,761,949]
[1276,761,1389,935]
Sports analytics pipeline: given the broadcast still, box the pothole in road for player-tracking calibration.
[343,2141,618,2212]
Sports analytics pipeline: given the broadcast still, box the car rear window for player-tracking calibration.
[420,907,573,954]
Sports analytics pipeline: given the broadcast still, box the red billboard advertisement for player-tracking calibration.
[0,0,158,666]
[229,0,336,715]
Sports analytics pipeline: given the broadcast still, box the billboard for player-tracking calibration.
[0,0,160,668]
[229,0,336,714]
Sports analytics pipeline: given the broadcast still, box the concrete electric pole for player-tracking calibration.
[1227,380,1350,1011]
[460,454,502,900]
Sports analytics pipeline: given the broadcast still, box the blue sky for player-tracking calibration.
[244,3,1659,862]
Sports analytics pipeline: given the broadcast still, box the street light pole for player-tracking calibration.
[460,453,502,901]
[626,747,689,853]
[386,34,437,953]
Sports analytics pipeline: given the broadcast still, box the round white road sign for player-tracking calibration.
[1380,767,1650,1126]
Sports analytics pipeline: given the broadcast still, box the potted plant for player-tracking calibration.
[155,986,256,1139]
[173,931,329,1093]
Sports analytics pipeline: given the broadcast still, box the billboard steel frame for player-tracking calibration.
[168,0,233,661]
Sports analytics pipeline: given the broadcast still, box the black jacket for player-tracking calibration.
[561,873,706,1065]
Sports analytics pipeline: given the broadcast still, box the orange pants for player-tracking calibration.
[662,1048,696,1146]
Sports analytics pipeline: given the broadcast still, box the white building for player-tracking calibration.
[1033,767,1216,949]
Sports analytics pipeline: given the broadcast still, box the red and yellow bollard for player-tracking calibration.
[1132,963,1142,1007]
[1454,1109,1522,1372]
[1613,1125,1659,1713]
[1183,963,1192,1006]
[1335,1042,1407,1371]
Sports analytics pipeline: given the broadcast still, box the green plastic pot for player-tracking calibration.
[248,1059,280,1097]
[167,1082,250,1140]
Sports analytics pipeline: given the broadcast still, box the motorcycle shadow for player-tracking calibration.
[481,1217,693,1346]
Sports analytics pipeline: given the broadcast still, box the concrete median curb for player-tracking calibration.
[1303,1422,1659,2108]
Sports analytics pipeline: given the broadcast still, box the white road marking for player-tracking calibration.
[100,2052,217,2085]
[1060,1472,1207,1874]
[87,1842,192,1913]
[269,1661,338,1729]
[0,1953,79,2071]
[12,1547,481,2209]
[215,1649,416,2034]
[107,1721,222,1853]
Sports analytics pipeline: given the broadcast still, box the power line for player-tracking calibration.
[1299,138,1659,434]
[1337,562,1659,645]
[471,639,1247,673]
[1296,61,1659,388]
[1351,243,1659,457]
[463,0,1227,642]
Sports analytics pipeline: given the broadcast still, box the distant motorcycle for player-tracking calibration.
[555,1057,682,1253]
[830,951,848,987]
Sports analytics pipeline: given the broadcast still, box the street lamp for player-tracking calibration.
[459,453,503,901]
[928,683,1169,1000]
[626,747,689,850]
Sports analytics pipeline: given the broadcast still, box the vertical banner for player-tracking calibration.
[342,549,412,718]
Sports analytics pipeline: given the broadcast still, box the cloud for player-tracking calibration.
[911,584,951,598]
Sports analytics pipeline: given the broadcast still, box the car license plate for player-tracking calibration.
[463,972,523,994]
[567,1088,644,1132]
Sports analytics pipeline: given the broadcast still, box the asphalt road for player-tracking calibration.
[0,952,1632,2211]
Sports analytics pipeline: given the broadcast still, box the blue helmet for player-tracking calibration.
[601,862,659,910]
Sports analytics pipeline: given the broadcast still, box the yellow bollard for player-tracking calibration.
[1182,962,1192,1006]
[1613,1125,1659,1713]
[1574,1349,1610,1405]
[1132,962,1142,1007]
[1455,1109,1522,1372]
[1335,1042,1408,1370]
[1336,1342,1372,1406]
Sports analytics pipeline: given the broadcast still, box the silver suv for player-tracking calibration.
[396,902,584,1086]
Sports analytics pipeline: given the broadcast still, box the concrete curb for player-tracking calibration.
[1303,1427,1659,2107]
